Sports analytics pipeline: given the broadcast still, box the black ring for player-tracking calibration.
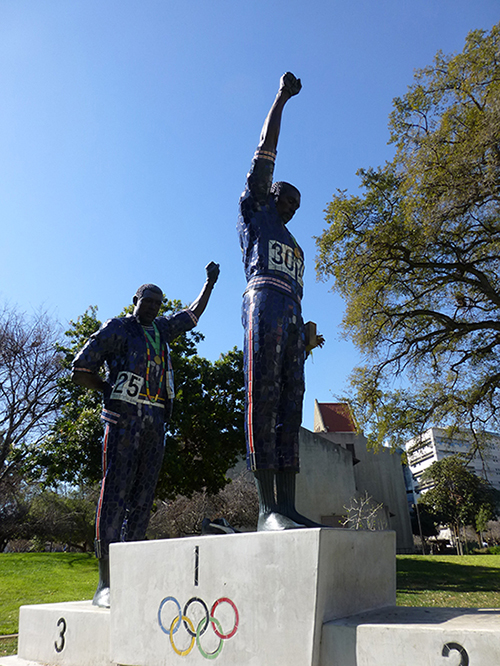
[183,597,209,637]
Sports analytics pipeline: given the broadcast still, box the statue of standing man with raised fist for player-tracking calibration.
[72,262,220,607]
[238,73,325,531]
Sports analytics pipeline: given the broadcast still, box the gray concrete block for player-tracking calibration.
[16,601,111,666]
[321,606,500,666]
[110,528,395,666]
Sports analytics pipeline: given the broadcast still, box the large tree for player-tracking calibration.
[23,486,97,552]
[34,302,245,498]
[0,473,30,551]
[316,24,500,449]
[0,306,63,482]
[420,455,499,554]
[27,306,104,486]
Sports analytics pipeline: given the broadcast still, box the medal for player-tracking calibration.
[142,323,166,403]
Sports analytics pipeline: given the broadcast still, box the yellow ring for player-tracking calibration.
[169,615,195,656]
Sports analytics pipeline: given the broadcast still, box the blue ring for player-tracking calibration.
[158,596,182,635]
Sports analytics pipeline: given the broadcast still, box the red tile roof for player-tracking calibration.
[317,402,357,432]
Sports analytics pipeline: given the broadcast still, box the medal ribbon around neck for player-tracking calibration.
[288,231,303,259]
[142,323,165,402]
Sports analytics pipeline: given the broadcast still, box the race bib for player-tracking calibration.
[268,240,304,286]
[110,372,145,405]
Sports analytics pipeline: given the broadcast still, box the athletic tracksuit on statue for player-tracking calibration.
[238,148,306,472]
[73,311,197,558]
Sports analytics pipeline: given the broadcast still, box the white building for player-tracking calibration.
[405,427,500,496]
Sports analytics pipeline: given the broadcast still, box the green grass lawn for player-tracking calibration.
[1,553,500,657]
[397,554,500,608]
[0,552,97,656]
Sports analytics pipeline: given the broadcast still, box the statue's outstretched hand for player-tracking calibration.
[280,72,302,97]
[205,261,220,285]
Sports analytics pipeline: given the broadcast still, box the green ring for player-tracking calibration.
[196,615,224,659]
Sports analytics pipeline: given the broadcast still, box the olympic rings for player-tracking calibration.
[158,595,239,659]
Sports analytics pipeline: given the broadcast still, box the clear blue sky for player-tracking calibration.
[0,2,498,430]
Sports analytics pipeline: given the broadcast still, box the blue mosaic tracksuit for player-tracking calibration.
[238,148,306,472]
[73,310,197,558]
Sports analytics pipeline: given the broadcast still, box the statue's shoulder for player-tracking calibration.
[102,316,125,326]
[118,314,140,331]
[98,316,135,337]
[154,313,176,330]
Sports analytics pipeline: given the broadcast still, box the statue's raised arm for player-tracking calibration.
[243,72,302,211]
[258,72,302,153]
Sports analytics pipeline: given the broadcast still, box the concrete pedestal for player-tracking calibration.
[322,606,500,665]
[110,528,395,666]
[0,601,111,666]
[2,528,499,666]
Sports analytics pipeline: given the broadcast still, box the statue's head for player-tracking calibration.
[271,181,301,224]
[133,284,163,326]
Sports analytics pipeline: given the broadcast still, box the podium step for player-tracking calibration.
[321,606,500,666]
[15,600,111,666]
[0,658,49,666]
[0,658,43,666]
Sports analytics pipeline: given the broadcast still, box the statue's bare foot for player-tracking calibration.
[92,586,110,608]
[257,511,306,531]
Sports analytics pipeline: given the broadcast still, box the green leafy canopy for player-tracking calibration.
[420,455,499,535]
[316,23,500,449]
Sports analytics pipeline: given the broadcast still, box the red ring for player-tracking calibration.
[210,597,239,639]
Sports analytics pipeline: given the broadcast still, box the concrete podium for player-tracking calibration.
[2,528,500,666]
[323,606,500,665]
[110,528,394,665]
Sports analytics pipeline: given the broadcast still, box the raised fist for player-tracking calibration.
[205,261,220,284]
[280,72,302,97]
